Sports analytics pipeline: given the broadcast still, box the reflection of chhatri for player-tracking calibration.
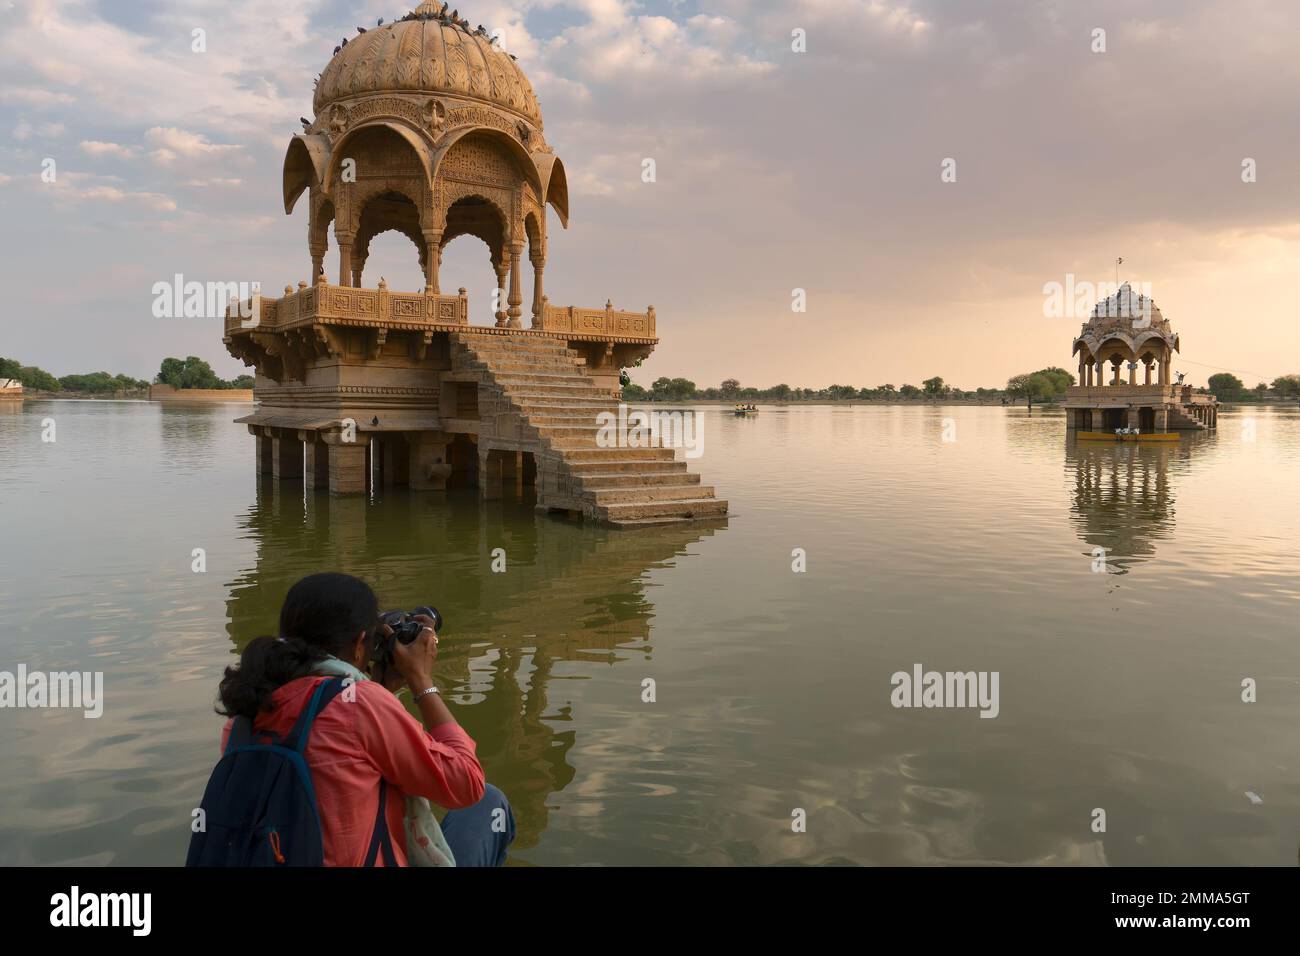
[223,486,724,852]
[222,1,726,527]
[1066,440,1192,573]
[1064,283,1218,439]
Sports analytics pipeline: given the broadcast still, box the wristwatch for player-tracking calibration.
[413,685,440,701]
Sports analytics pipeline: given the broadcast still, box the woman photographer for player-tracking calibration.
[214,572,515,866]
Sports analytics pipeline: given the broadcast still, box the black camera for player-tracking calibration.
[371,605,442,667]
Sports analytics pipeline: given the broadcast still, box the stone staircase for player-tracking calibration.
[1167,406,1209,431]
[449,331,728,528]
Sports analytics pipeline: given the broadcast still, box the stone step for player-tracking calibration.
[606,514,730,529]
[526,412,605,425]
[564,460,688,477]
[466,358,586,374]
[574,470,700,488]
[586,484,715,505]
[560,448,682,465]
[599,497,729,522]
[493,371,594,386]
[513,395,621,409]
[500,382,611,397]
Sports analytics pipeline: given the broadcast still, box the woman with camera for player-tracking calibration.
[207,572,515,867]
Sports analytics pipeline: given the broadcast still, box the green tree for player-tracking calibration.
[59,372,117,394]
[1207,372,1245,401]
[1271,374,1300,399]
[649,377,696,402]
[157,356,221,389]
[1007,367,1072,408]
[719,378,741,399]
[922,376,947,397]
[18,365,60,391]
[771,383,792,401]
[899,384,920,397]
[0,356,20,380]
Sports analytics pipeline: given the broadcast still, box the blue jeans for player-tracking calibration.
[439,784,516,867]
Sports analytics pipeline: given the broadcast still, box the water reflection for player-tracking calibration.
[223,480,726,854]
[1065,436,1210,573]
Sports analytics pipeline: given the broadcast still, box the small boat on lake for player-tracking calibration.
[733,404,758,416]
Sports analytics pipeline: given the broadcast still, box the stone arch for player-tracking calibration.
[284,134,331,214]
[432,126,543,198]
[440,193,512,324]
[338,177,429,286]
[543,156,569,228]
[322,121,434,197]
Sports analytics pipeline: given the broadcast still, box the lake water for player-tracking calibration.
[1,399,1297,866]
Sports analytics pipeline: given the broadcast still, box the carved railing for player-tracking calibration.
[225,281,469,336]
[538,300,656,340]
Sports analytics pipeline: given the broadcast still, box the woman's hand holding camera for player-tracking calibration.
[391,614,439,693]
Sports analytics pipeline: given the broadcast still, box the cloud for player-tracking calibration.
[0,86,75,107]
[11,118,62,141]
[79,140,141,159]
[144,127,243,165]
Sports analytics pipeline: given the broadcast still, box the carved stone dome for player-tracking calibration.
[314,2,542,127]
[1073,283,1179,359]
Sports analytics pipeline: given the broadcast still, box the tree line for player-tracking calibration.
[624,368,1300,404]
[625,370,1073,404]
[1206,373,1300,402]
[0,355,252,395]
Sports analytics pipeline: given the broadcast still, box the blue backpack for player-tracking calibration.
[186,677,396,866]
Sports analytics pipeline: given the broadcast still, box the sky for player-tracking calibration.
[2,0,1299,391]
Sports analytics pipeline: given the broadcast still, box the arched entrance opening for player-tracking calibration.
[441,194,509,326]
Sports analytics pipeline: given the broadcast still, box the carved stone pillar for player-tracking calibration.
[494,259,509,327]
[310,242,327,285]
[337,233,354,287]
[423,230,442,293]
[1144,362,1152,385]
[1128,361,1137,385]
[507,243,523,329]
[531,255,545,328]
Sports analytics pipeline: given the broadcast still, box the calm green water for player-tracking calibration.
[1,400,1298,866]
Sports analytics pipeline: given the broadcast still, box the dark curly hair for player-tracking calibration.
[217,573,380,719]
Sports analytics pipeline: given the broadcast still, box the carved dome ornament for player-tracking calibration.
[1071,283,1179,359]
[313,1,542,129]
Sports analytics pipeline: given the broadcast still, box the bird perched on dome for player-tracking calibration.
[341,36,347,46]
[299,117,311,130]
[333,44,340,54]
[377,17,384,26]
[357,26,366,34]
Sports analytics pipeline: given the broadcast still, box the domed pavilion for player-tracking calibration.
[223,2,726,526]
[1063,283,1218,436]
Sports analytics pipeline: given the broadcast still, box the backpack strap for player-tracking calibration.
[225,715,254,754]
[363,779,398,867]
[282,676,349,753]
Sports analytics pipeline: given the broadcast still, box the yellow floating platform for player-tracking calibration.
[1075,431,1180,443]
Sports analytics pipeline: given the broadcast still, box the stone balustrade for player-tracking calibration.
[224,284,658,345]
[224,280,469,336]
[539,300,656,342]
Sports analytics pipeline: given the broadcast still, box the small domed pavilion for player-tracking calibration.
[1063,284,1218,435]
